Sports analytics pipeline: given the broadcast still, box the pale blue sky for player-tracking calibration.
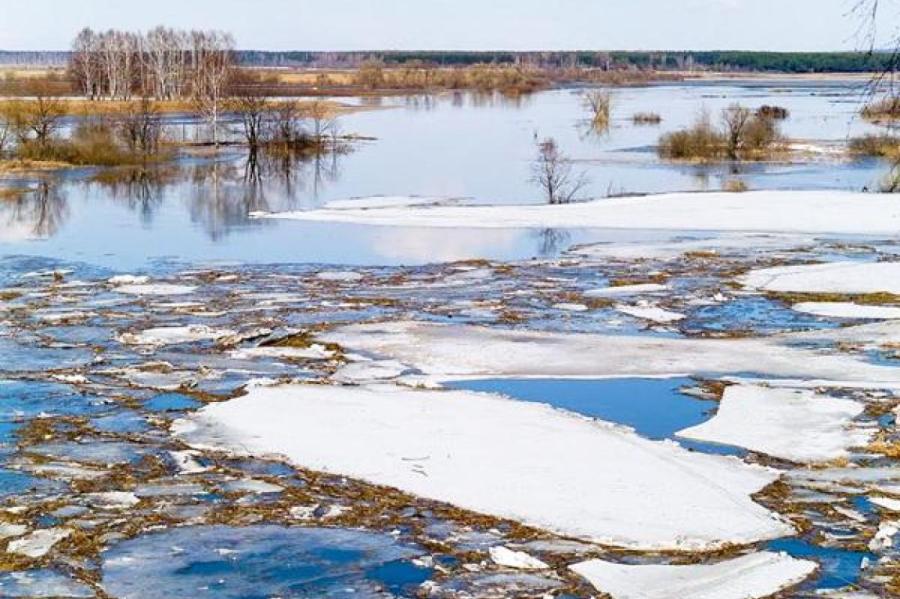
[0,0,893,51]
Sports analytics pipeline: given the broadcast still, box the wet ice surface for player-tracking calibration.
[767,538,874,591]
[101,526,430,599]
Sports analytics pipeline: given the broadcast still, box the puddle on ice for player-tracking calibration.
[684,297,840,335]
[448,377,743,456]
[0,569,93,598]
[101,525,431,599]
[90,410,151,434]
[767,538,874,590]
[0,468,62,498]
[0,339,94,373]
[144,392,203,412]
[0,381,108,421]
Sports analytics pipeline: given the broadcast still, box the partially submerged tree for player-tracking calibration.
[721,104,752,160]
[1,84,67,155]
[118,98,163,156]
[583,90,612,130]
[192,31,235,148]
[531,137,588,204]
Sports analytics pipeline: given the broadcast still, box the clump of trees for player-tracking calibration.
[0,89,166,166]
[658,104,783,161]
[632,112,662,125]
[228,94,345,167]
[756,105,789,120]
[69,27,235,102]
[350,61,548,95]
[531,137,588,204]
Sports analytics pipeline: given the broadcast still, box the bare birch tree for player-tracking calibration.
[531,138,588,204]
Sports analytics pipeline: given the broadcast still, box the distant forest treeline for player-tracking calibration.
[0,49,894,73]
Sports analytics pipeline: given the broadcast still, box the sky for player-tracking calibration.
[0,0,894,52]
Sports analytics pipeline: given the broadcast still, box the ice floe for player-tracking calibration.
[585,283,668,297]
[616,303,685,324]
[792,302,900,320]
[118,325,236,346]
[175,382,793,550]
[320,322,900,387]
[569,551,816,599]
[113,283,197,296]
[488,546,549,570]
[677,385,873,463]
[741,262,900,295]
[255,191,900,235]
[6,528,71,559]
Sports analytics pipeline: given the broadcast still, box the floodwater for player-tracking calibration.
[101,526,431,598]
[0,80,897,598]
[447,377,744,456]
[0,79,894,269]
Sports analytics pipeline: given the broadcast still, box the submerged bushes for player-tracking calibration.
[658,104,784,161]
[756,105,789,120]
[658,112,724,160]
[861,97,900,122]
[351,62,548,95]
[632,112,662,125]
[849,134,900,158]
[1,97,169,166]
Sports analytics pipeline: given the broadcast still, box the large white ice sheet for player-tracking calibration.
[175,382,793,551]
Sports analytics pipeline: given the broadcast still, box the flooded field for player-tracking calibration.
[0,79,899,598]
[1,80,895,268]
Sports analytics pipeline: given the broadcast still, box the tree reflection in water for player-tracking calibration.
[1,181,69,240]
[88,167,178,225]
[534,228,572,257]
[186,147,345,240]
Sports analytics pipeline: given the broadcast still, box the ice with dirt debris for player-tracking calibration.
[740,262,900,295]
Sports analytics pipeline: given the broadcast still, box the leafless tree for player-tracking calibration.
[721,104,752,160]
[531,137,588,204]
[230,92,269,151]
[192,31,235,147]
[269,100,305,148]
[3,85,66,150]
[68,27,235,105]
[118,97,163,156]
[306,100,338,150]
[583,90,612,130]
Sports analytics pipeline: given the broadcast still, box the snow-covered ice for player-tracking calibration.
[489,546,549,570]
[792,302,900,320]
[256,191,900,236]
[6,528,72,559]
[585,283,668,297]
[677,385,872,463]
[616,304,685,323]
[320,321,900,387]
[118,325,236,346]
[114,283,197,296]
[740,262,900,295]
[569,552,816,599]
[175,382,794,551]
